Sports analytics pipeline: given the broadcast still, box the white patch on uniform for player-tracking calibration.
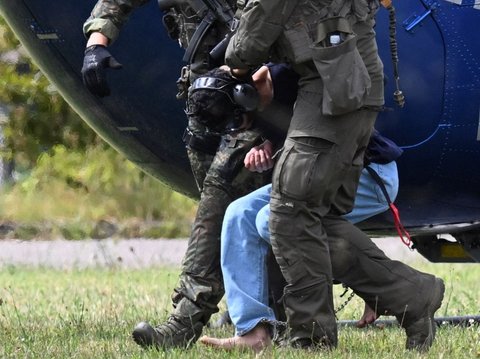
[284,202,294,208]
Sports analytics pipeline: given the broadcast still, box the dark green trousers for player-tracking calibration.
[325,216,437,324]
[269,81,436,346]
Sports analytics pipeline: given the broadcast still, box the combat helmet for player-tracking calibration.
[186,67,259,133]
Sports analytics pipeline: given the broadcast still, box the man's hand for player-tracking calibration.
[244,140,274,173]
[81,45,122,97]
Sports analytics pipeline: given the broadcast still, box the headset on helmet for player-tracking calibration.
[186,68,259,132]
[189,74,259,112]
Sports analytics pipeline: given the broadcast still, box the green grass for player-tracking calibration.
[0,262,479,358]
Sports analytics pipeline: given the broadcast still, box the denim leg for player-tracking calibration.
[223,162,399,336]
[221,184,276,336]
[255,162,399,242]
[344,161,399,223]
[255,184,272,242]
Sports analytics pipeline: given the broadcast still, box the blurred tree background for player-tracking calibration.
[0,17,98,175]
[0,18,197,240]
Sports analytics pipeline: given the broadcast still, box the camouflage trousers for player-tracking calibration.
[171,125,271,325]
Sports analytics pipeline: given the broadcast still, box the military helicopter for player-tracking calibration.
[0,0,479,264]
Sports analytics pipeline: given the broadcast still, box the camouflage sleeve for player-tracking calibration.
[83,0,151,43]
[225,0,291,69]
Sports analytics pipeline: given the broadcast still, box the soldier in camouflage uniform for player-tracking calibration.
[81,0,270,350]
[220,0,445,352]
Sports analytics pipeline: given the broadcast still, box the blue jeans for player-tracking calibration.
[220,161,398,336]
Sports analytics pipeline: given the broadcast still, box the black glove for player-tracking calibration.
[81,45,122,97]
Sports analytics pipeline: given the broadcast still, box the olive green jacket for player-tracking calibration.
[226,0,384,107]
[225,0,295,69]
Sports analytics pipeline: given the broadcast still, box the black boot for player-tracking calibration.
[401,278,445,351]
[132,316,203,349]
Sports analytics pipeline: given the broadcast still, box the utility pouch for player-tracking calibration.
[311,16,371,116]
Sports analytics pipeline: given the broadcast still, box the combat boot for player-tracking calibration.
[401,277,445,351]
[132,316,203,349]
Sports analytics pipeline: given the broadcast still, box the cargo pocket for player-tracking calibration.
[272,138,337,201]
[311,16,371,116]
[274,256,307,285]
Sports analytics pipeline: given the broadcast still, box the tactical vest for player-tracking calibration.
[160,0,239,98]
[160,0,238,50]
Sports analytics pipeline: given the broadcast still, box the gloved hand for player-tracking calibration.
[81,45,122,97]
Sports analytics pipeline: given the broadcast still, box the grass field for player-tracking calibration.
[0,262,479,358]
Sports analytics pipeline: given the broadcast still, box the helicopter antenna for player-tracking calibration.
[381,0,405,108]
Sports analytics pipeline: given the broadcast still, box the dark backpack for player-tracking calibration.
[365,129,403,165]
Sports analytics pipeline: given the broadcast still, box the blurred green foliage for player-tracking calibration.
[1,144,197,223]
[0,18,197,237]
[0,17,99,171]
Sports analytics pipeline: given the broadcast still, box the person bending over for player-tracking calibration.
[200,131,401,352]
[221,0,444,352]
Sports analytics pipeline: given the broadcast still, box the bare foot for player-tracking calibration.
[356,303,378,328]
[199,323,271,353]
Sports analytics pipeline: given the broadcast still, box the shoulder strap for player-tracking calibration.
[183,0,237,64]
[183,11,216,63]
[365,165,412,248]
[365,165,392,205]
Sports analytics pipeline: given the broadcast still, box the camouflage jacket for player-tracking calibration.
[83,0,237,47]
[83,0,151,43]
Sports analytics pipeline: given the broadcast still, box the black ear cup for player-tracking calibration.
[233,83,259,112]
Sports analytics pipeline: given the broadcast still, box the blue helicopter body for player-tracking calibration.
[0,0,479,262]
